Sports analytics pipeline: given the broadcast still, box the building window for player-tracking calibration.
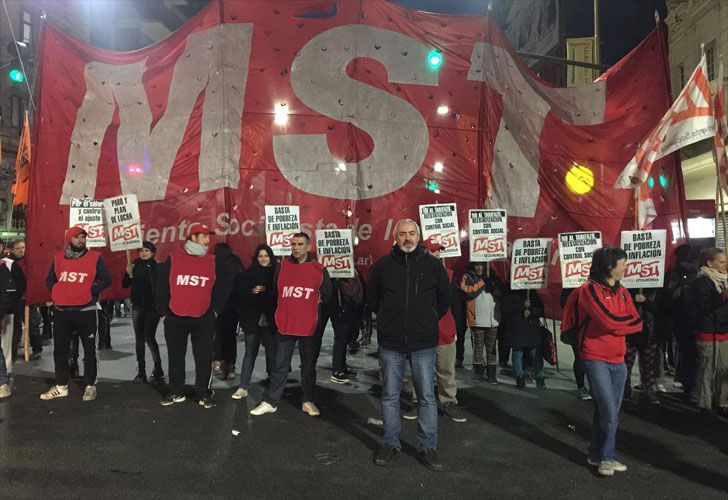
[705,41,716,81]
[10,96,27,130]
[21,11,32,44]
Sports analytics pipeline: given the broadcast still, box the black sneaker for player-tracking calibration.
[342,367,358,377]
[160,394,186,406]
[198,397,216,409]
[536,378,546,389]
[440,402,467,423]
[133,371,147,383]
[419,448,443,471]
[402,404,418,420]
[374,444,399,466]
[150,367,164,381]
[330,371,350,384]
[516,376,526,389]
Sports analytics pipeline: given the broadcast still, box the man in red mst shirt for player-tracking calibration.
[41,226,111,402]
[250,232,331,417]
[155,223,233,409]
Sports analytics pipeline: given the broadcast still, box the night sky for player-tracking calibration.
[394,0,668,66]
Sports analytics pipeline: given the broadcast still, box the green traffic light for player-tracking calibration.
[647,177,655,189]
[9,69,23,83]
[427,50,443,70]
[659,174,668,188]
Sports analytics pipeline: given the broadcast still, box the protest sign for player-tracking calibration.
[510,238,551,290]
[103,194,143,252]
[620,230,667,288]
[316,229,355,278]
[419,203,461,258]
[265,205,301,256]
[69,198,106,247]
[469,209,507,261]
[558,231,602,288]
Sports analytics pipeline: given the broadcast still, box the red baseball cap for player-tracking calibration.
[67,225,88,238]
[188,222,214,236]
[423,238,445,253]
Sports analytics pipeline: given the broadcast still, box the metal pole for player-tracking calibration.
[593,0,600,66]
[23,305,29,361]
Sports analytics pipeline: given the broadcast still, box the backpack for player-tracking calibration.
[560,287,584,345]
[0,259,17,315]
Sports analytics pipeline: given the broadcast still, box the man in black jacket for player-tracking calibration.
[366,219,450,471]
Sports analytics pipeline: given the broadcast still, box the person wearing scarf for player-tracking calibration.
[155,223,233,409]
[691,247,728,418]
[41,226,111,402]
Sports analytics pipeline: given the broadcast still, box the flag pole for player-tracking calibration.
[714,149,728,249]
[23,305,30,361]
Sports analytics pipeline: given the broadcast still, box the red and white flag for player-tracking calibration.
[714,62,728,192]
[616,54,715,228]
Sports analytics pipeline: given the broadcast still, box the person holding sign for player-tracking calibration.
[366,219,450,471]
[41,226,112,402]
[249,233,331,417]
[122,241,164,383]
[156,223,233,409]
[691,247,728,418]
[460,263,505,383]
[574,247,642,476]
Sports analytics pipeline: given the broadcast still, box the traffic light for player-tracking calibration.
[8,59,23,83]
[659,174,668,188]
[423,178,439,191]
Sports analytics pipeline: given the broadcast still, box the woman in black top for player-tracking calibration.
[232,244,278,400]
[122,241,163,382]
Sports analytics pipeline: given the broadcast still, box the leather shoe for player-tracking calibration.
[374,444,399,466]
[419,448,443,471]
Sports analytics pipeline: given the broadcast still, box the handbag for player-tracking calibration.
[539,320,557,366]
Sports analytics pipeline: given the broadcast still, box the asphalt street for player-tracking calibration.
[1,317,727,499]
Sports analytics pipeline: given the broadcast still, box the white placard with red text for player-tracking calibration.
[510,238,551,290]
[265,205,301,256]
[469,209,507,261]
[620,230,667,288]
[69,198,106,248]
[103,194,143,252]
[419,203,461,258]
[316,229,355,278]
[558,231,602,288]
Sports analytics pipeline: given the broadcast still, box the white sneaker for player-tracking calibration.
[40,385,69,400]
[250,401,277,416]
[598,460,627,476]
[231,388,248,400]
[656,384,668,393]
[0,384,11,399]
[82,385,97,401]
[301,401,320,417]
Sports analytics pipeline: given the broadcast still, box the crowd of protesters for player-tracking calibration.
[0,221,726,475]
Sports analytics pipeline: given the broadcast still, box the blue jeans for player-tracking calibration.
[380,347,437,450]
[513,347,544,379]
[0,340,8,385]
[584,359,627,461]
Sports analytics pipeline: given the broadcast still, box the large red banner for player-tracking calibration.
[27,0,686,305]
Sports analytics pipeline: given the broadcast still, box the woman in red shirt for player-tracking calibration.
[576,246,642,476]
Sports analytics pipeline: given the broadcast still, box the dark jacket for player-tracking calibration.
[45,248,112,310]
[155,247,236,318]
[366,245,450,353]
[693,275,728,334]
[122,258,157,311]
[627,288,659,346]
[7,255,27,308]
[240,262,277,330]
[499,289,544,349]
[662,261,698,326]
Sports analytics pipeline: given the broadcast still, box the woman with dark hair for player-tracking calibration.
[122,241,163,382]
[576,246,642,476]
[232,244,278,400]
[212,243,245,380]
[691,247,728,417]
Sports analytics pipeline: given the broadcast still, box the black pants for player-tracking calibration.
[53,309,97,386]
[264,332,319,406]
[164,314,215,398]
[131,307,161,371]
[97,301,113,348]
[41,305,54,339]
[213,307,240,363]
[239,324,277,389]
[570,343,586,389]
[321,308,359,373]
